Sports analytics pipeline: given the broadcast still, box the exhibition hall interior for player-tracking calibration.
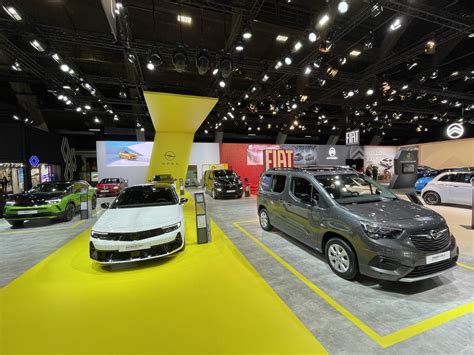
[1,0,474,354]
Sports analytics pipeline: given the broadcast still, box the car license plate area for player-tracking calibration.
[101,190,108,193]
[119,242,150,252]
[226,190,235,193]
[426,251,450,265]
[18,210,38,215]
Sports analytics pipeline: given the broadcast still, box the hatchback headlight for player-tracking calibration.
[6,201,16,206]
[361,221,403,240]
[162,222,181,234]
[46,199,61,204]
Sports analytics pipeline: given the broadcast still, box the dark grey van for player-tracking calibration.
[257,167,458,282]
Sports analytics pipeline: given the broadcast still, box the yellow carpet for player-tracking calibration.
[0,198,326,355]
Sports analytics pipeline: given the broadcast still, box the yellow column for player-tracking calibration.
[144,92,218,189]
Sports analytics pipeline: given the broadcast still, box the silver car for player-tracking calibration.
[257,167,458,282]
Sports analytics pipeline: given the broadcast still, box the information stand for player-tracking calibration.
[194,192,210,244]
[80,188,92,219]
[179,178,185,196]
[244,178,250,197]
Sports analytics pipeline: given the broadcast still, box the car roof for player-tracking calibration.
[129,183,174,189]
[265,166,357,176]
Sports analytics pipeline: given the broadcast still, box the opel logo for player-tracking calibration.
[429,230,440,240]
[164,151,176,161]
[446,123,464,139]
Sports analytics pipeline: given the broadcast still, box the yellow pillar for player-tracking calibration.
[143,92,218,189]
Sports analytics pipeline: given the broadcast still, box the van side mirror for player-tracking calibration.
[179,198,188,205]
[101,202,110,209]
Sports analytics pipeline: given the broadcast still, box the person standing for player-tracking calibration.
[372,165,379,181]
[365,165,372,178]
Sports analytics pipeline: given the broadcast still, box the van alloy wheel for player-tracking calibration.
[328,244,350,273]
[325,238,358,280]
[259,208,273,231]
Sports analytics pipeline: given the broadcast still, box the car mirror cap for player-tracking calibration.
[180,198,188,205]
[100,202,110,209]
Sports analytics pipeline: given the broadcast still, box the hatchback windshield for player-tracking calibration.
[152,175,174,182]
[214,170,237,178]
[100,178,120,184]
[110,186,178,208]
[314,174,397,204]
[31,182,71,193]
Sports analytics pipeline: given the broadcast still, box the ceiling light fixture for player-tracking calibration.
[3,5,22,20]
[319,40,333,53]
[389,17,402,31]
[30,39,45,52]
[60,64,70,72]
[304,65,312,75]
[284,56,292,65]
[147,49,163,71]
[337,1,349,14]
[338,56,347,65]
[293,41,303,52]
[371,4,383,17]
[312,57,322,68]
[407,61,418,70]
[425,40,436,54]
[172,46,188,73]
[275,60,283,70]
[51,53,61,63]
[218,79,226,88]
[276,34,288,42]
[220,56,233,79]
[308,31,318,43]
[235,40,244,52]
[177,15,192,24]
[349,49,361,57]
[262,74,269,82]
[242,24,252,40]
[318,14,330,27]
[11,60,21,71]
[366,88,374,96]
[196,49,210,75]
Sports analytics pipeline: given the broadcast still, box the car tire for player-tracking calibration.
[63,203,75,222]
[211,188,217,199]
[325,238,358,280]
[8,220,24,227]
[259,208,273,231]
[423,191,441,205]
[91,196,97,210]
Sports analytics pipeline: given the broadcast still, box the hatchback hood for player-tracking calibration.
[93,204,182,233]
[342,199,445,227]
[10,191,65,204]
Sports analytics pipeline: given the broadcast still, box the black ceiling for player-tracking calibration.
[0,0,473,148]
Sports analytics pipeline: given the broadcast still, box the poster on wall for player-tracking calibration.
[363,146,397,183]
[281,145,317,166]
[315,145,349,166]
[247,144,279,165]
[104,141,152,167]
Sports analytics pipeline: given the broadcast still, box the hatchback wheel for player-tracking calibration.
[91,196,97,210]
[63,203,75,222]
[325,238,358,280]
[423,191,441,205]
[259,208,273,231]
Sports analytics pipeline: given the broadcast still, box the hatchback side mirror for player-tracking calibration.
[179,198,188,205]
[101,202,110,209]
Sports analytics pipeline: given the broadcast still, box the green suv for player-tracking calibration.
[4,181,97,227]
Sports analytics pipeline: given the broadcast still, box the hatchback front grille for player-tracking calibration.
[92,224,179,241]
[405,257,457,278]
[410,228,451,251]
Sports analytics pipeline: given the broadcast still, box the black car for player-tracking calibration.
[203,169,243,199]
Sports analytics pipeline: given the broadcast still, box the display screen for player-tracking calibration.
[104,141,153,167]
[402,163,416,174]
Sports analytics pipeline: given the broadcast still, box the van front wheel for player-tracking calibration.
[325,238,358,280]
[259,208,273,231]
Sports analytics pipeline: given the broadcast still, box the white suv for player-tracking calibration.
[422,171,473,206]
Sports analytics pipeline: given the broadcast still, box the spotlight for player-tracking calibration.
[147,50,163,71]
[312,57,322,68]
[419,76,427,84]
[84,104,92,110]
[371,4,383,17]
[349,50,361,57]
[196,49,210,75]
[127,51,136,63]
[425,40,436,54]
[218,79,226,88]
[13,114,20,120]
[114,115,119,121]
[235,40,244,52]
[219,57,233,79]
[293,41,303,52]
[172,46,188,73]
[30,39,45,52]
[212,68,219,76]
[402,84,409,90]
[275,60,283,70]
[308,31,318,43]
[430,70,438,79]
[118,89,127,99]
[2,5,22,21]
[326,66,338,77]
[51,53,61,63]
[304,65,312,75]
[318,14,330,27]
[242,24,252,40]
[94,116,101,123]
[276,34,288,42]
[407,61,418,70]
[11,60,21,71]
[262,74,269,82]
[319,40,333,53]
[76,107,82,112]
[389,17,402,31]
[364,32,374,49]
[284,56,292,65]
[366,88,374,96]
[115,1,123,14]
[337,1,349,14]
[338,56,347,65]
[60,64,70,72]
[318,78,326,86]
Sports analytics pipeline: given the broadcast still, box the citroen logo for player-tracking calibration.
[164,151,176,161]
[429,230,440,240]
[446,123,464,139]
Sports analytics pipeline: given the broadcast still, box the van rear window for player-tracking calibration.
[260,174,272,191]
[272,175,286,193]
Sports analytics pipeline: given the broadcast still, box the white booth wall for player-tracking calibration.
[96,141,220,186]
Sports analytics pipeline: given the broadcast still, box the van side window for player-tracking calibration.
[272,175,286,193]
[260,174,272,191]
[292,177,318,200]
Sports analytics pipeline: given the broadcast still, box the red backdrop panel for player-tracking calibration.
[219,143,264,189]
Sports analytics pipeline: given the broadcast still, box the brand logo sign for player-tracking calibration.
[164,151,176,161]
[29,155,40,167]
[264,149,294,170]
[61,137,76,180]
[326,147,338,160]
[345,129,360,145]
[446,123,464,139]
[429,230,441,240]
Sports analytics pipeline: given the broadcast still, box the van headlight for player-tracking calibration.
[361,221,403,240]
[162,222,181,234]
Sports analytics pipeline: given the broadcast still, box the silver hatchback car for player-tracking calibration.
[257,167,459,282]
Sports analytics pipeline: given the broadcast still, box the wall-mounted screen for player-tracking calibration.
[402,162,416,174]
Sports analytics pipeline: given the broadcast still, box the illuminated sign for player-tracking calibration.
[264,150,294,170]
[446,123,464,139]
[345,129,360,145]
[29,155,40,167]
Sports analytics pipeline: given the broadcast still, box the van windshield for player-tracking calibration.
[214,170,237,178]
[314,174,397,204]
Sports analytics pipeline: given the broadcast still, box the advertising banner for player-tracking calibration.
[315,145,349,166]
[263,150,294,170]
[104,141,152,167]
[363,146,397,183]
[281,145,318,166]
[247,144,279,165]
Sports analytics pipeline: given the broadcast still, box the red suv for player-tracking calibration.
[95,178,128,197]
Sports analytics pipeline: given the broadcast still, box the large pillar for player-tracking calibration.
[144,92,217,190]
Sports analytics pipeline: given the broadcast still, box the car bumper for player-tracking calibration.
[4,204,64,221]
[358,237,459,282]
[215,187,243,198]
[90,228,185,264]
